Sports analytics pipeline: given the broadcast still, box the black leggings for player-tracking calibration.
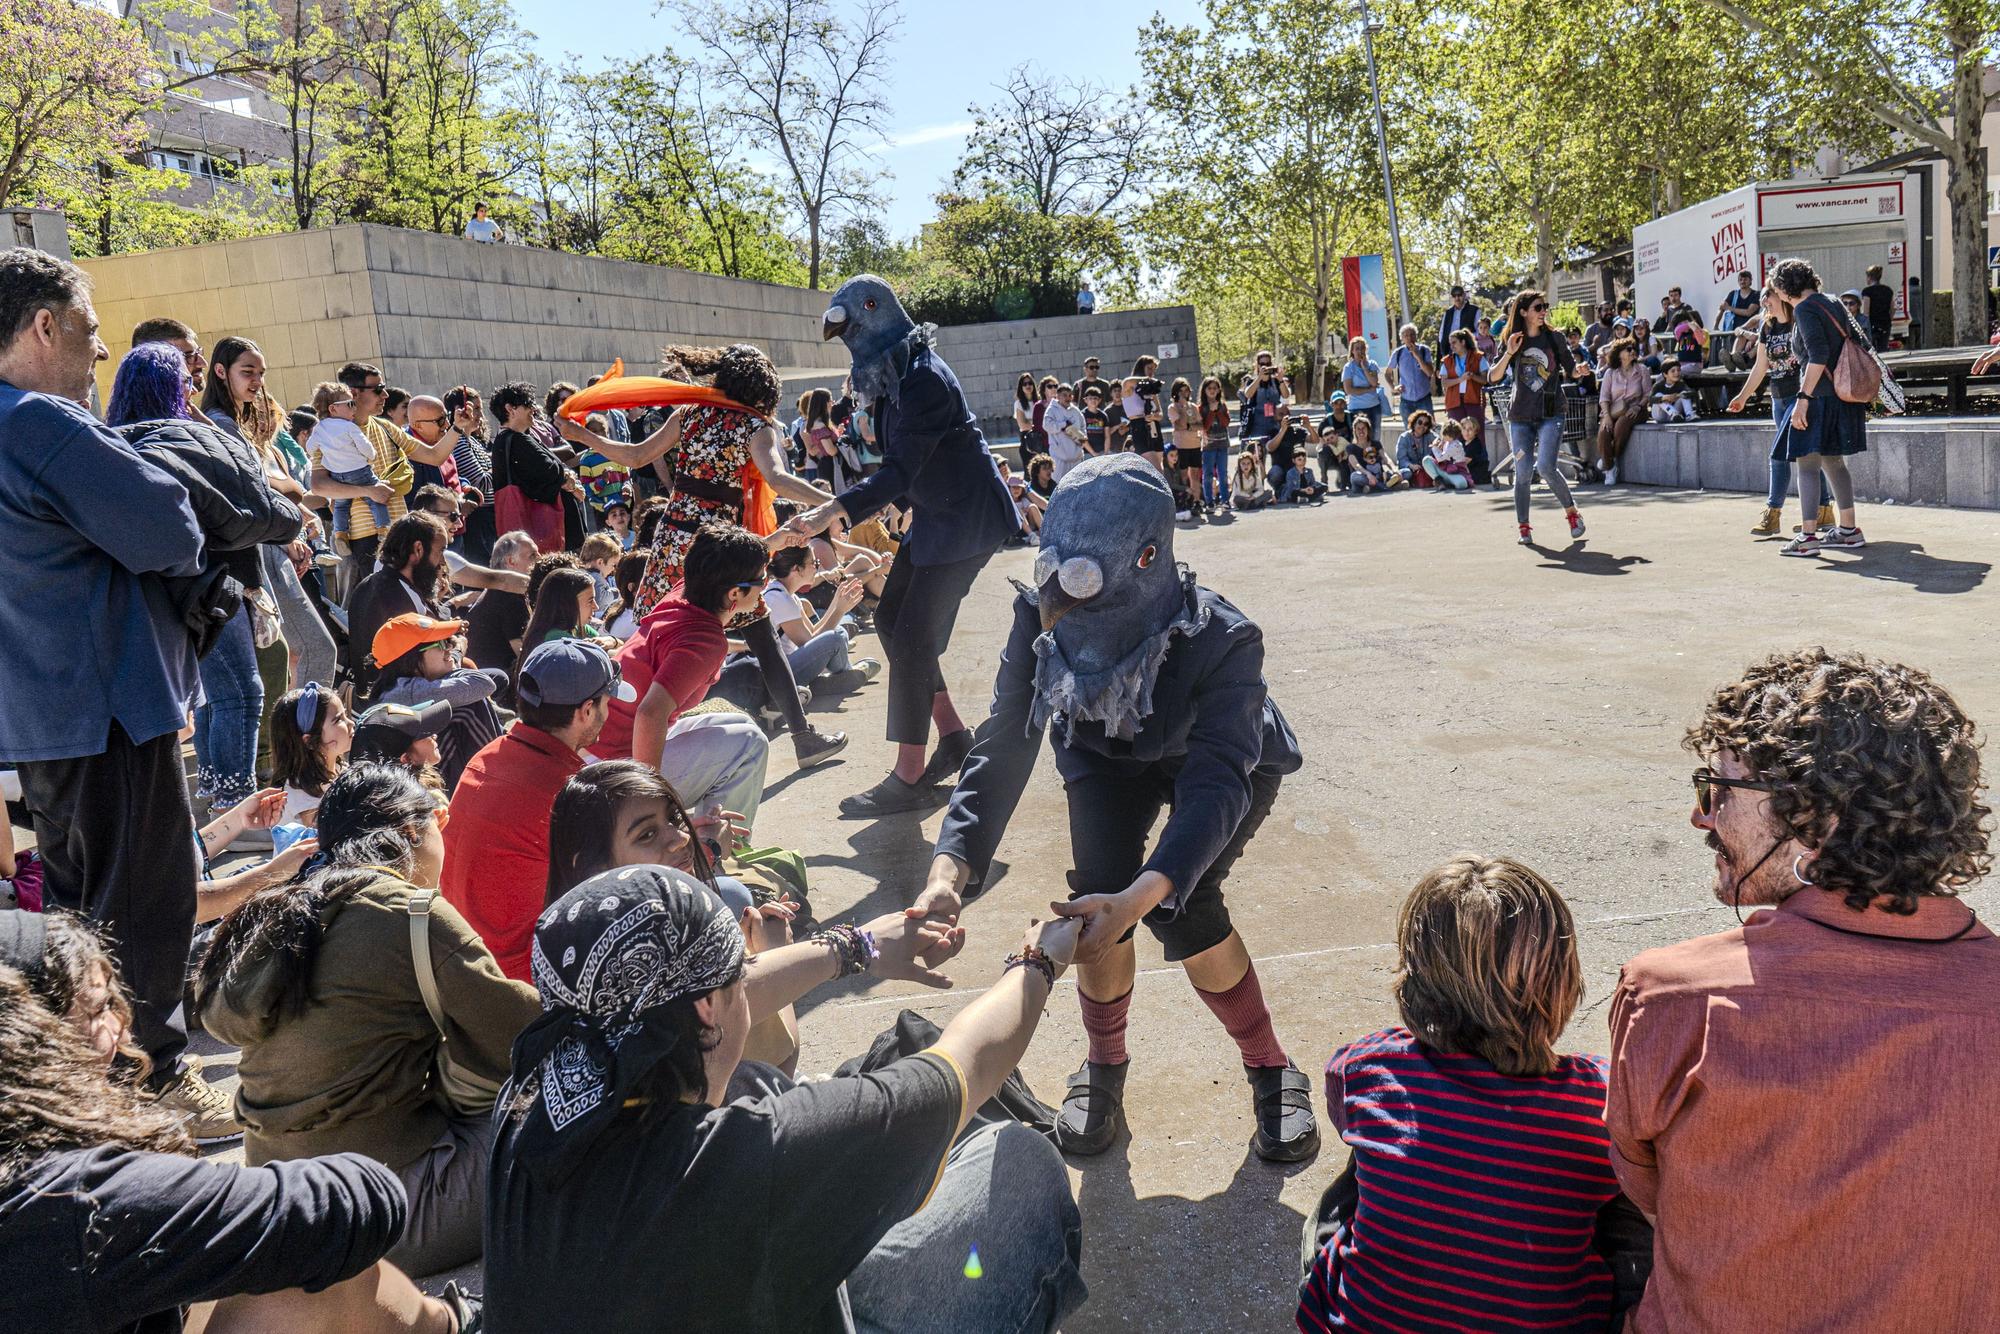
[741,614,808,734]
[875,544,990,746]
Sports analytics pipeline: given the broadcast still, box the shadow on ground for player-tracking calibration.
[1813,540,1990,594]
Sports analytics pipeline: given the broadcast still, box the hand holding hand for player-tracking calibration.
[864,910,964,988]
[747,900,796,952]
[1049,888,1149,966]
[265,837,319,882]
[367,483,394,504]
[1025,916,1080,975]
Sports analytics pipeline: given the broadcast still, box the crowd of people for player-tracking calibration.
[0,243,1979,1334]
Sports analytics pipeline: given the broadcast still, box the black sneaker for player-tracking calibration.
[916,727,974,788]
[838,773,947,818]
[792,725,848,767]
[439,1280,483,1334]
[1055,1060,1128,1157]
[1246,1062,1320,1163]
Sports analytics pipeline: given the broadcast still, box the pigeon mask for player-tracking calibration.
[1021,454,1205,743]
[822,274,933,406]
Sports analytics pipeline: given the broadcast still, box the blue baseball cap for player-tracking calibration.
[517,639,638,708]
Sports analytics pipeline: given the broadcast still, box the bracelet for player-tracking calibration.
[815,924,877,977]
[1003,946,1058,990]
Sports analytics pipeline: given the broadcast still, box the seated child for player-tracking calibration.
[309,381,389,537]
[1300,855,1648,1334]
[1347,443,1394,494]
[1423,420,1474,490]
[580,531,623,617]
[267,682,354,827]
[366,613,508,791]
[1278,461,1327,504]
[1649,363,1697,422]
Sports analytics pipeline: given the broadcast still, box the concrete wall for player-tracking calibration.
[82,224,846,410]
[1623,418,2000,510]
[929,305,1201,443]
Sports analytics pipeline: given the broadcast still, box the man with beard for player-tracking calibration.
[1608,650,2000,1332]
[346,511,450,698]
[909,455,1319,1164]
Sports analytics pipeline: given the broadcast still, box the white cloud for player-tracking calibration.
[884,121,975,151]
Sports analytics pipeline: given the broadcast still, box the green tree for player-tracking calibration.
[1700,0,2000,342]
[0,0,158,209]
[671,0,900,288]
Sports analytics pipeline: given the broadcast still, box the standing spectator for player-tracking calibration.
[1582,303,1620,365]
[490,381,574,554]
[1041,380,1087,480]
[1611,650,2000,1333]
[1440,329,1491,483]
[1596,338,1649,484]
[308,363,412,579]
[442,639,633,981]
[1243,349,1291,454]
[130,315,206,394]
[402,393,463,499]
[1076,356,1112,406]
[0,249,229,1133]
[1198,375,1232,513]
[1339,337,1384,440]
[1487,290,1586,545]
[1011,371,1040,453]
[464,201,504,243]
[1434,284,1480,361]
[1122,357,1166,469]
[1714,270,1760,345]
[1385,323,1436,421]
[311,380,392,539]
[1077,277,1096,314]
[1860,263,1894,351]
[1080,385,1110,457]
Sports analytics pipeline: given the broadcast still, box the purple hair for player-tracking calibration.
[105,342,196,427]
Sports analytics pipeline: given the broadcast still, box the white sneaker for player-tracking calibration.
[1603,465,1618,486]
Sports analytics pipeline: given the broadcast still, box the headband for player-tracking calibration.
[294,681,325,735]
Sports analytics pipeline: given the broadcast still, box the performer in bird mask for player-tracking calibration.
[788,275,1022,819]
[913,454,1319,1162]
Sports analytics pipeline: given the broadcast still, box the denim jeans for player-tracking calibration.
[847,1121,1087,1334]
[788,625,853,683]
[1762,395,1834,511]
[1399,394,1434,420]
[195,605,263,808]
[1201,446,1230,505]
[328,463,391,534]
[1508,418,1575,527]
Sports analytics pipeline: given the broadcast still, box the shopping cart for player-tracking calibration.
[1484,387,1598,485]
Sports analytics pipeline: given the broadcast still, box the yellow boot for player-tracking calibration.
[1750,506,1782,535]
[1816,502,1835,529]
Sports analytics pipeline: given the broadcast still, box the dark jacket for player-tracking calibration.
[936,584,1302,910]
[1437,303,1482,359]
[115,418,303,656]
[836,344,1020,565]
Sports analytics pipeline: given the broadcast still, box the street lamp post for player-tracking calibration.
[1356,0,1412,333]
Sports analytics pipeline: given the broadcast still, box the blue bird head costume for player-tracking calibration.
[1021,454,1206,743]
[822,274,934,406]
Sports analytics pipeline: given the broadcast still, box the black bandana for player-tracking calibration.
[506,865,744,1184]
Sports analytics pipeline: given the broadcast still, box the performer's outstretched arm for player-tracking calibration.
[916,598,1046,923]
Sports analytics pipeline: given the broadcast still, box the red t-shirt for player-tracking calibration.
[594,594,727,761]
[439,724,584,982]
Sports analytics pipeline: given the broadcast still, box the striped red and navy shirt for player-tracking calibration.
[1298,1027,1618,1334]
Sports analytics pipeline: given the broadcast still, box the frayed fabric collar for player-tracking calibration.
[1018,567,1208,743]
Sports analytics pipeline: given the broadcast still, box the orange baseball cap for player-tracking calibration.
[370,613,464,666]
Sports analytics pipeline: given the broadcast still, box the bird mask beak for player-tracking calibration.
[1035,551,1105,631]
[821,305,849,342]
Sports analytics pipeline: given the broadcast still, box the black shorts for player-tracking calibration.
[1171,446,1205,471]
[1065,766,1282,961]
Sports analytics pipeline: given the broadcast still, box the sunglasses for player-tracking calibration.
[730,579,763,593]
[1691,767,1778,816]
[1529,302,1549,311]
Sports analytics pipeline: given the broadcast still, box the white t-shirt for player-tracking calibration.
[313,417,376,474]
[762,581,808,630]
[464,216,502,243]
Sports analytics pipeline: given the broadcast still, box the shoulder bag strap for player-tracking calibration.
[407,888,450,1035]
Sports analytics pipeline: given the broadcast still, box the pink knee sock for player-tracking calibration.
[1079,988,1132,1065]
[1197,965,1288,1068]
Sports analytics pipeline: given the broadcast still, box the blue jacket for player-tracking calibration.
[836,345,1019,566]
[0,384,204,761]
[936,584,1302,910]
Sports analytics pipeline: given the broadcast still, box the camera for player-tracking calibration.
[830,395,854,427]
[1133,376,1165,399]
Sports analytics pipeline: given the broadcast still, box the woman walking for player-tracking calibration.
[1595,337,1650,486]
[1198,376,1232,513]
[558,344,848,767]
[1766,259,1868,555]
[1725,287,1833,537]
[1487,290,1586,546]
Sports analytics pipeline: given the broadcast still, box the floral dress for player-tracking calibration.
[633,404,765,621]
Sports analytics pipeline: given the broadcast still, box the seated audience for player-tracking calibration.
[347,700,449,776]
[1277,460,1327,504]
[482,865,1087,1333]
[1300,856,1644,1333]
[197,764,538,1277]
[763,545,879,688]
[1648,362,1696,422]
[1393,410,1440,487]
[1609,650,2000,1331]
[596,523,781,830]
[1426,420,1474,490]
[1231,451,1275,510]
[511,567,603,688]
[604,550,649,640]
[192,787,321,923]
[1347,442,1395,495]
[442,639,635,982]
[462,530,540,687]
[0,910,476,1334]
[579,531,623,617]
[346,513,451,699]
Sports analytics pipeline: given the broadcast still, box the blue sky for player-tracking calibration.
[509,0,1200,238]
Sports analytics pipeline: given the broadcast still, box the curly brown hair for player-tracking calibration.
[1685,649,1992,914]
[661,343,781,416]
